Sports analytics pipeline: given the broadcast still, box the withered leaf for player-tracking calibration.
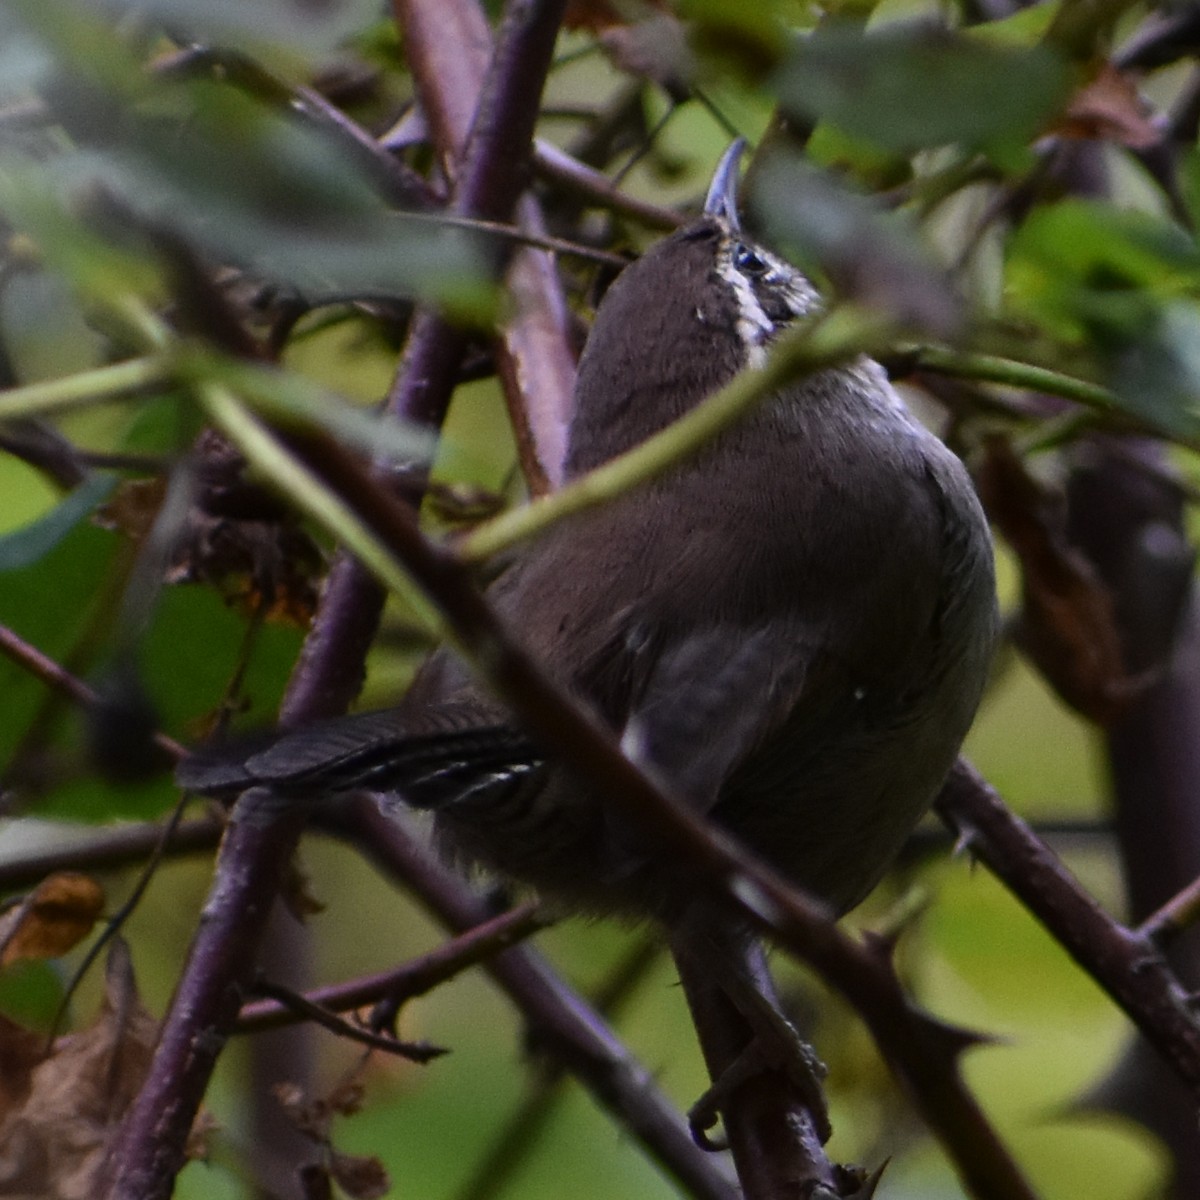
[0,1013,46,1121]
[274,1080,332,1142]
[0,940,160,1200]
[0,873,105,966]
[274,1071,380,1193]
[99,433,324,627]
[330,1149,390,1200]
[326,1079,366,1118]
[1056,63,1160,150]
[599,14,695,96]
[95,477,166,541]
[978,437,1143,724]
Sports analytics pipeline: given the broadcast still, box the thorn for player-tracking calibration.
[915,1009,1003,1058]
[862,886,930,960]
[952,827,979,859]
[844,1159,889,1199]
[807,1160,889,1199]
[861,928,901,964]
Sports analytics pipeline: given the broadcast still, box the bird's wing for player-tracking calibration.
[609,619,818,811]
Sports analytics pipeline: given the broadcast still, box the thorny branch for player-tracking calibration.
[235,902,547,1034]
[4,4,1200,1199]
[104,2,572,1198]
[276,424,1039,1200]
[937,762,1200,1099]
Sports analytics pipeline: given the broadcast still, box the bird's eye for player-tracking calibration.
[733,244,768,275]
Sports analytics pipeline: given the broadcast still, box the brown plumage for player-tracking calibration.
[179,145,997,926]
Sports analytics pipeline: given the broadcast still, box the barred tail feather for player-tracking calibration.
[177,710,540,806]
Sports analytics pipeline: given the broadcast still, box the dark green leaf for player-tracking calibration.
[1111,303,1200,439]
[0,474,115,572]
[1007,199,1200,342]
[48,0,377,67]
[754,152,958,334]
[3,1,491,317]
[774,21,1071,158]
[0,521,116,777]
[0,960,64,1029]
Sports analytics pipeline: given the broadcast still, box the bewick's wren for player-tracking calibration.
[179,140,997,1117]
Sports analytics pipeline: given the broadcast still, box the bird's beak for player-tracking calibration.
[703,137,747,229]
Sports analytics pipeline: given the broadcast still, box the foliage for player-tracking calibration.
[1,1,1199,1199]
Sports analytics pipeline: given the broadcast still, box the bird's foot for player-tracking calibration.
[687,1016,831,1149]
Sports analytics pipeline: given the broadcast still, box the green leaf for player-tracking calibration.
[0,474,116,572]
[1006,199,1200,342]
[754,152,957,333]
[193,355,439,465]
[3,1,492,317]
[23,0,378,70]
[774,20,1071,159]
[0,163,163,306]
[1006,201,1200,439]
[0,521,116,771]
[1111,303,1200,439]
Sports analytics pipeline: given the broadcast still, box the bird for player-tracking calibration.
[178,139,997,1125]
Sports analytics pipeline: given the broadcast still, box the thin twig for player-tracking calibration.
[533,139,682,230]
[236,902,547,1032]
[48,790,191,1046]
[277,417,1039,1200]
[246,978,447,1061]
[1138,873,1200,947]
[0,623,188,762]
[455,934,661,1200]
[936,760,1200,1097]
[0,819,221,891]
[396,209,631,268]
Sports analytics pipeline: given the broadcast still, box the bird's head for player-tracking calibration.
[566,140,819,474]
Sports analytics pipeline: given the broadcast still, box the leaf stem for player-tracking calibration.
[459,307,894,563]
[0,354,173,420]
[902,344,1118,411]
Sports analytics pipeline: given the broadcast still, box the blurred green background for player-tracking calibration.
[2,0,1197,1197]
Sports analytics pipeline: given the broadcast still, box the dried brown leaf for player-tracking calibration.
[0,873,105,966]
[978,437,1143,723]
[95,477,167,540]
[0,1013,46,1121]
[0,941,158,1199]
[103,432,324,626]
[599,14,695,95]
[275,1071,378,1193]
[326,1079,366,1118]
[274,1081,332,1142]
[330,1149,390,1200]
[564,0,668,34]
[1057,62,1160,149]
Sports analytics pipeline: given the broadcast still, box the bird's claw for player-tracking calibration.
[687,1039,771,1149]
[686,1026,832,1150]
